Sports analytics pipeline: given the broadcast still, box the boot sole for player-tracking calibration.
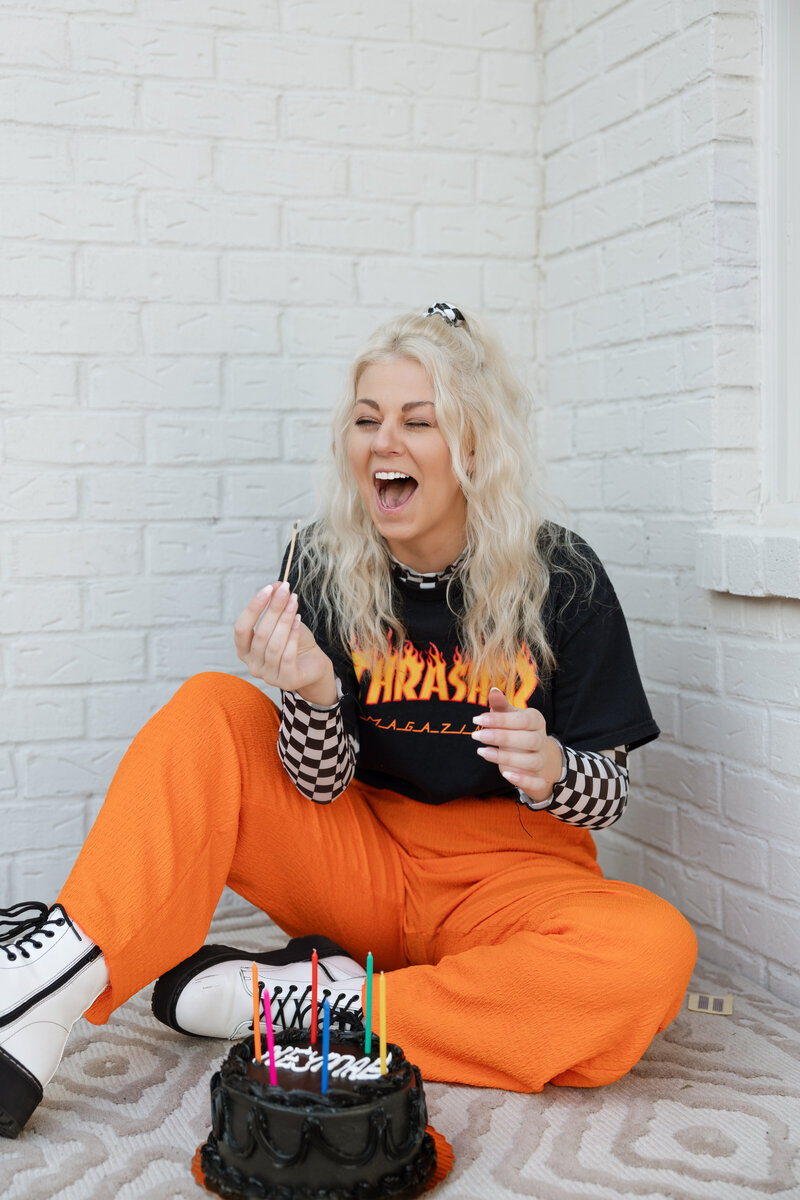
[151,934,350,1037]
[0,1045,44,1139]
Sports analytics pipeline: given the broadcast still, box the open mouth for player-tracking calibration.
[374,470,418,512]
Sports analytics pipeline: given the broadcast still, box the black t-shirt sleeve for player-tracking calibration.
[547,540,659,754]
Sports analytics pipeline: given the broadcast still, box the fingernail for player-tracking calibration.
[471,730,489,741]
[501,770,521,784]
[256,585,272,600]
[476,747,490,758]
[279,581,290,593]
[472,715,487,725]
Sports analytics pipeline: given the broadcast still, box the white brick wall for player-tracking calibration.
[539,0,800,1007]
[0,3,538,912]
[2,1,797,1006]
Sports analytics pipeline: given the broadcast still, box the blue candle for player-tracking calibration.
[321,998,330,1095]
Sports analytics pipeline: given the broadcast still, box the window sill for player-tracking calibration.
[696,526,800,599]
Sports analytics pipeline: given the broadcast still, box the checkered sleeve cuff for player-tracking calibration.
[518,745,629,828]
[278,689,356,804]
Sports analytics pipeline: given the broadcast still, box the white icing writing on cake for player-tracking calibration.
[272,1045,392,1081]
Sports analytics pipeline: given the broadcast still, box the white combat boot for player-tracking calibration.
[0,901,109,1138]
[152,934,365,1040]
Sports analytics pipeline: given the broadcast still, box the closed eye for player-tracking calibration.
[354,418,431,429]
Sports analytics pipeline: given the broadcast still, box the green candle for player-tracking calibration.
[365,951,373,1054]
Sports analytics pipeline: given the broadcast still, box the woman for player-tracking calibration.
[0,303,697,1138]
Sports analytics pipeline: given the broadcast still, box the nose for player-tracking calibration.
[372,417,403,455]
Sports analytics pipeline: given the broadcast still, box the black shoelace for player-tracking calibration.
[254,984,364,1033]
[0,901,72,962]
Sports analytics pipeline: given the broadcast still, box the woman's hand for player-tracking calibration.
[234,582,338,706]
[472,687,564,803]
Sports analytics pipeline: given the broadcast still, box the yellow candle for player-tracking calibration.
[379,971,387,1076]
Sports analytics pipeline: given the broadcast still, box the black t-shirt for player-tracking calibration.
[285,529,659,805]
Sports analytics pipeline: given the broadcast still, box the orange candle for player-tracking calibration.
[252,962,262,1062]
[310,948,318,1045]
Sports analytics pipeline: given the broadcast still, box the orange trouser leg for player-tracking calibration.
[383,879,697,1092]
[356,790,698,1092]
[58,672,410,1023]
[59,671,697,1093]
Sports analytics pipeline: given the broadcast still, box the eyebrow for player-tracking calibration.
[354,399,435,412]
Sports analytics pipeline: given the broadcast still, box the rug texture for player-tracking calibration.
[2,902,799,1200]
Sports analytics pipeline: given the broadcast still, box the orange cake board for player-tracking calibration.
[192,1125,454,1194]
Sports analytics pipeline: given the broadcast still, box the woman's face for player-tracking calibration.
[346,357,468,573]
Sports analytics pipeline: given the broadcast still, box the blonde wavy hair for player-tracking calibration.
[294,307,591,685]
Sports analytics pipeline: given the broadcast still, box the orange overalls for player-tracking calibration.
[59,671,697,1092]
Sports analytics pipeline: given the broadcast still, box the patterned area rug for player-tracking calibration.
[2,901,799,1200]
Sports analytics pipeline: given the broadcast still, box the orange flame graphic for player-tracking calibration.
[351,638,538,708]
[508,643,539,708]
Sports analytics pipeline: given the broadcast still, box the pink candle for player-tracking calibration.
[263,985,277,1086]
[379,971,387,1076]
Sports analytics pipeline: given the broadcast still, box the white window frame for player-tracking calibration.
[696,1,800,598]
[763,0,800,516]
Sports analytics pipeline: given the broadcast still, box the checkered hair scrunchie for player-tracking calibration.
[425,301,465,327]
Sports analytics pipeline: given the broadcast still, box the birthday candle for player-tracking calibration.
[379,971,387,1076]
[310,948,318,1045]
[282,521,298,583]
[365,951,373,1055]
[263,986,277,1086]
[321,998,330,1095]
[251,963,262,1062]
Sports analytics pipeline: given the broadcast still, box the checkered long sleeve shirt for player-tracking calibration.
[515,743,629,829]
[277,691,629,826]
[277,688,357,804]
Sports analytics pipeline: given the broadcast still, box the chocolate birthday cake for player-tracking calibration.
[197,1028,436,1200]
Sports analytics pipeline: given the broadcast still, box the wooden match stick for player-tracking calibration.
[282,522,298,584]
